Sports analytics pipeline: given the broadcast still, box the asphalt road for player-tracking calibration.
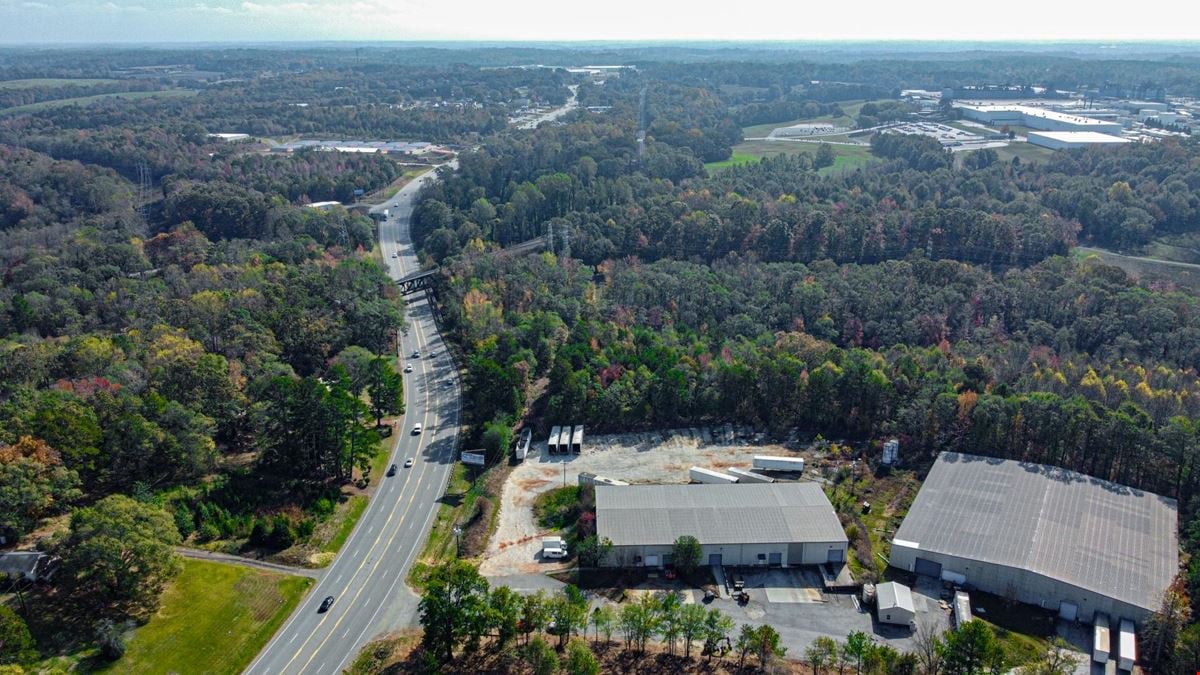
[244,167,460,675]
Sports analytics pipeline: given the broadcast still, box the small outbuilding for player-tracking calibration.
[876,581,915,626]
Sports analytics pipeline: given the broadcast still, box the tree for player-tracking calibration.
[679,602,708,658]
[565,638,600,675]
[0,436,81,540]
[418,560,491,663]
[845,630,870,674]
[94,619,126,661]
[805,635,839,674]
[590,604,615,644]
[656,591,684,655]
[575,535,613,568]
[814,143,836,170]
[702,609,735,662]
[549,584,590,648]
[619,595,660,653]
[735,623,756,669]
[913,620,944,675]
[672,535,702,576]
[1142,589,1190,671]
[60,495,182,615]
[488,585,523,647]
[365,356,404,426]
[752,624,786,669]
[940,620,1004,675]
[524,635,559,675]
[0,606,36,665]
[520,591,550,645]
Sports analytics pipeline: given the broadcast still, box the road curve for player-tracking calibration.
[243,166,461,675]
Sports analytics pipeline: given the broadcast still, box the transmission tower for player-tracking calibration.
[136,161,152,223]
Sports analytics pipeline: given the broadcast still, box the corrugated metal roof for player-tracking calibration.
[877,581,915,613]
[894,452,1178,613]
[596,483,847,546]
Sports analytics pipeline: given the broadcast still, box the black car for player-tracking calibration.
[318,595,334,613]
[387,464,397,477]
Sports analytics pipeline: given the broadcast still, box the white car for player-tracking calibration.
[411,423,423,435]
[404,364,413,373]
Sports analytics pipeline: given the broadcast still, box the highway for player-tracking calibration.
[244,166,460,675]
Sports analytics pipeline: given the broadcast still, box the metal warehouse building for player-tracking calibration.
[596,483,848,569]
[890,453,1178,623]
[956,104,1125,135]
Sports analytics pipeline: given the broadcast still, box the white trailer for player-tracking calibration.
[570,425,584,453]
[548,426,562,455]
[727,467,775,483]
[1117,619,1136,671]
[952,591,973,628]
[752,455,805,472]
[689,466,739,484]
[515,428,532,461]
[557,426,571,455]
[1093,613,1110,664]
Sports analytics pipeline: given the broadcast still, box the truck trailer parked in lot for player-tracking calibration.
[548,426,562,455]
[727,467,775,483]
[689,466,739,484]
[752,455,805,472]
[514,428,532,461]
[578,472,629,487]
[570,425,584,453]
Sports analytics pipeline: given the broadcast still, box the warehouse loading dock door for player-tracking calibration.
[708,554,722,566]
[914,557,942,578]
[769,552,782,566]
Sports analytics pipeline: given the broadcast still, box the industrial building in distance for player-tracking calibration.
[596,483,848,568]
[889,452,1178,623]
[1026,131,1132,150]
[955,103,1124,135]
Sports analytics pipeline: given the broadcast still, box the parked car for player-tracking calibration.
[318,596,335,613]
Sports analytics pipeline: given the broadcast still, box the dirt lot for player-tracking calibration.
[479,426,803,577]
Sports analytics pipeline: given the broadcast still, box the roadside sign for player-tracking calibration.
[461,451,485,466]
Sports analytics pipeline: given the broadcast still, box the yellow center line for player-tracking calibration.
[285,303,438,674]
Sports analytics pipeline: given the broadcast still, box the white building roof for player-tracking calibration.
[877,581,915,613]
[1028,131,1131,145]
[957,104,1117,127]
[894,452,1178,614]
[596,483,847,547]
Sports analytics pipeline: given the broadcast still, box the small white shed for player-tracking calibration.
[876,581,916,626]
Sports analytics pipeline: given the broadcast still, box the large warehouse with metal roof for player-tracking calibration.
[889,453,1178,623]
[596,483,848,569]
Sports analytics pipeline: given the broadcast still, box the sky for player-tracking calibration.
[1,0,1199,44]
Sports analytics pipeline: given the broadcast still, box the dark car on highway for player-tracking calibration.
[387,464,397,476]
[318,596,334,613]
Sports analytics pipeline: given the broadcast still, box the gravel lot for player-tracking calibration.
[479,426,802,577]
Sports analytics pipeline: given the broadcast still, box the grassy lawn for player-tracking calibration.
[533,485,582,530]
[408,462,475,587]
[0,89,197,115]
[1073,245,1200,291]
[0,78,121,89]
[319,495,368,554]
[97,559,311,675]
[823,463,920,580]
[707,139,878,175]
[990,141,1057,165]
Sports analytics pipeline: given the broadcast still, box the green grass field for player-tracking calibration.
[0,78,121,89]
[0,89,196,115]
[408,462,474,587]
[990,141,1057,165]
[320,495,368,554]
[99,559,311,675]
[706,139,878,175]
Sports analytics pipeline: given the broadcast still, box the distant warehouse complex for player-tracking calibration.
[596,483,848,569]
[890,453,1178,623]
[1026,131,1132,150]
[956,104,1124,134]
